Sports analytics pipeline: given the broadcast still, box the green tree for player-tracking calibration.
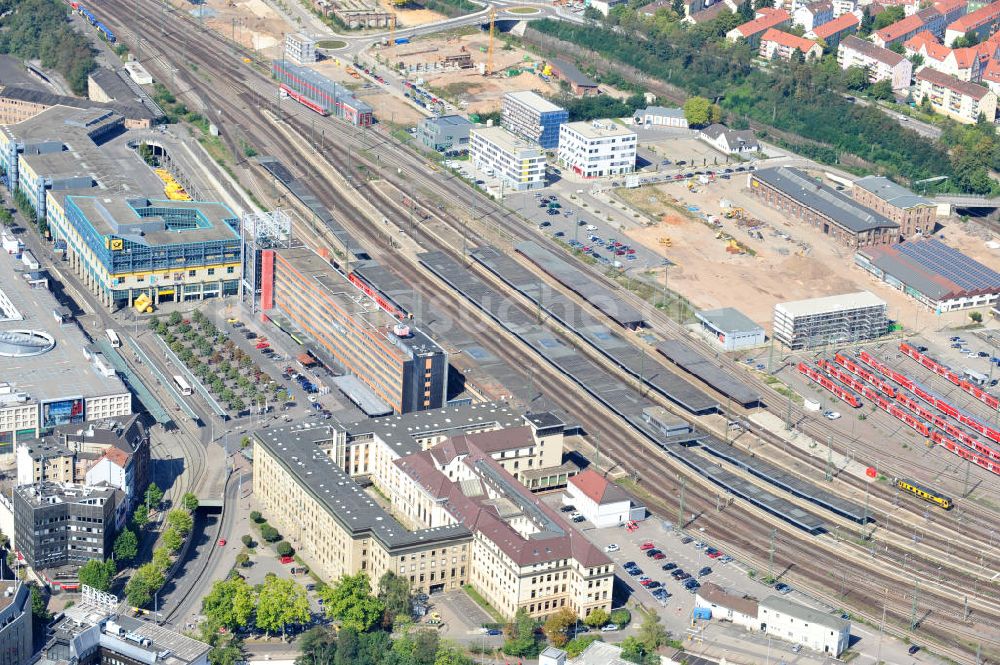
[114,528,139,562]
[260,524,280,542]
[868,78,895,101]
[162,527,183,553]
[235,552,250,568]
[276,541,294,557]
[166,509,194,536]
[182,493,199,511]
[432,642,473,665]
[843,65,870,91]
[682,96,713,127]
[30,585,50,624]
[584,607,610,628]
[250,511,263,523]
[152,547,172,574]
[565,634,602,657]
[377,571,412,626]
[208,642,243,665]
[78,559,116,592]
[126,562,166,607]
[132,504,149,528]
[671,0,684,15]
[168,311,183,326]
[503,608,539,657]
[872,5,904,30]
[951,29,982,47]
[542,607,576,648]
[145,483,164,510]
[241,534,254,547]
[297,626,337,665]
[202,576,257,630]
[257,576,311,635]
[970,311,983,323]
[319,573,386,632]
[637,610,669,654]
[0,208,13,228]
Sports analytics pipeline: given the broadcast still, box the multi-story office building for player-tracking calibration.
[259,246,448,414]
[851,176,936,238]
[13,482,121,570]
[772,291,888,350]
[285,33,318,64]
[501,91,568,149]
[557,121,636,179]
[914,66,998,122]
[416,115,474,153]
[0,245,131,452]
[0,582,32,665]
[253,403,610,620]
[469,126,546,191]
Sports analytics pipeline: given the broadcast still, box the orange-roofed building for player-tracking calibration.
[759,28,824,59]
[806,11,860,47]
[873,12,931,47]
[945,0,1000,44]
[566,468,646,528]
[904,29,1000,80]
[726,8,792,45]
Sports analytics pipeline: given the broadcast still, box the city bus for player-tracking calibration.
[105,328,121,348]
[172,375,193,396]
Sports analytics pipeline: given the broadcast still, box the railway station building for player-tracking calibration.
[254,403,613,620]
[259,245,447,414]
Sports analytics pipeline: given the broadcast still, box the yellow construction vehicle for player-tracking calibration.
[723,207,745,219]
[658,236,672,247]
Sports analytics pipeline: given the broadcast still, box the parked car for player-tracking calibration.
[661,562,677,571]
[605,543,620,552]
[698,566,712,577]
[639,542,655,550]
[601,624,620,631]
[560,505,576,512]
[775,583,792,594]
[572,515,586,523]
[908,645,920,655]
[652,552,666,560]
[645,549,661,558]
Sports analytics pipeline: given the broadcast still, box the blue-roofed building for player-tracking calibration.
[856,238,1000,312]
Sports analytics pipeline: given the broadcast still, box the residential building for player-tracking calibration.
[470,126,546,191]
[727,8,793,45]
[792,0,833,31]
[904,30,997,81]
[873,12,929,46]
[772,291,888,350]
[759,596,851,656]
[759,29,823,59]
[416,114,474,153]
[0,582,32,665]
[806,11,860,47]
[914,66,998,121]
[945,0,1000,43]
[837,35,914,88]
[39,593,210,665]
[285,33,317,64]
[548,641,637,665]
[272,60,373,126]
[0,247,131,453]
[982,55,1000,91]
[750,167,900,247]
[695,583,759,629]
[831,0,857,16]
[695,307,766,350]
[855,237,1000,311]
[253,404,613,620]
[547,59,599,96]
[632,106,689,128]
[587,0,627,15]
[699,124,759,153]
[557,121,637,179]
[564,468,645,528]
[13,482,121,570]
[259,245,448,414]
[687,1,738,22]
[501,91,568,149]
[851,175,936,238]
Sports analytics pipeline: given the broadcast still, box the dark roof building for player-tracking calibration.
[547,59,599,96]
[749,167,900,247]
[855,237,1000,311]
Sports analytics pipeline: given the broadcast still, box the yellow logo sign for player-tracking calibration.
[110,238,124,251]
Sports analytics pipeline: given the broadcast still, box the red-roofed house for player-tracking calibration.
[726,8,792,45]
[945,0,1000,44]
[566,468,646,528]
[806,11,860,48]
[982,56,1000,92]
[759,28,823,59]
[873,12,931,47]
[904,29,998,80]
[915,66,998,122]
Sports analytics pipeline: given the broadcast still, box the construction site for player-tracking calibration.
[611,172,998,334]
[375,28,563,113]
[173,0,289,54]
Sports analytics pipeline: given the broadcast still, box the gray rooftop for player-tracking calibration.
[549,59,598,88]
[331,374,393,417]
[775,291,886,318]
[635,105,686,118]
[504,90,565,114]
[88,68,140,104]
[858,238,1000,300]
[256,421,473,551]
[696,307,764,334]
[760,595,851,632]
[655,340,761,407]
[0,251,129,404]
[0,85,156,121]
[853,175,932,210]
[752,167,899,234]
[421,114,473,129]
[65,195,239,247]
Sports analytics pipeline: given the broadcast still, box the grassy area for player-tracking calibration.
[614,476,653,503]
[462,584,505,623]
[507,5,539,12]
[317,39,347,49]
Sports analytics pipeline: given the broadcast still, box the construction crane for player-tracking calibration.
[388,13,396,45]
[485,7,496,76]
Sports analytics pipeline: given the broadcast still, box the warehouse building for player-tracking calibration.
[547,59,599,96]
[259,245,447,414]
[501,91,568,149]
[13,482,121,570]
[0,86,160,128]
[696,307,766,351]
[470,126,546,191]
[632,105,689,128]
[760,596,850,656]
[851,176,936,238]
[254,404,613,620]
[416,114,474,153]
[749,167,900,247]
[856,237,1000,311]
[0,248,131,452]
[272,60,374,126]
[773,291,888,350]
[557,121,637,179]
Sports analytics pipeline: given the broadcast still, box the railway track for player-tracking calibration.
[92,3,999,660]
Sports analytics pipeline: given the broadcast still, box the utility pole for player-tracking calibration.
[768,527,776,581]
[910,579,920,630]
[876,586,888,664]
[825,435,833,481]
[785,389,793,431]
[863,480,871,539]
[963,457,971,496]
[677,477,686,528]
[593,432,601,470]
[964,594,970,621]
